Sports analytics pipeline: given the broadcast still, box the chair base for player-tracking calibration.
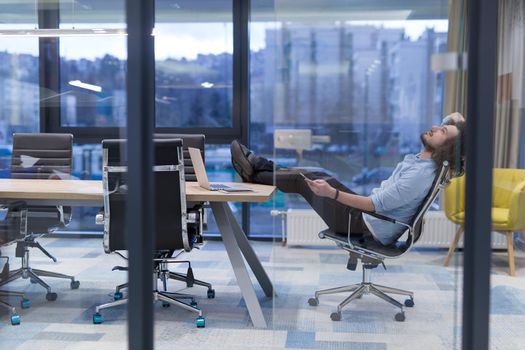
[0,267,78,299]
[111,271,214,298]
[93,267,210,327]
[309,266,413,322]
[0,244,79,298]
[93,290,204,327]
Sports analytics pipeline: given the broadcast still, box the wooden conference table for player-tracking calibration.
[0,179,276,328]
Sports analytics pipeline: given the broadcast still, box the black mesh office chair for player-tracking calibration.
[154,134,212,289]
[308,162,450,322]
[93,139,206,327]
[98,134,213,297]
[0,133,79,302]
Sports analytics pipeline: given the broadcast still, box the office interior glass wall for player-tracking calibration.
[154,0,233,129]
[58,1,127,231]
[257,1,474,348]
[0,0,129,344]
[488,0,525,347]
[249,1,450,237]
[153,1,239,235]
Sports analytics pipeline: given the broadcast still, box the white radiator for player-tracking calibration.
[285,209,332,246]
[285,209,508,248]
[419,211,507,248]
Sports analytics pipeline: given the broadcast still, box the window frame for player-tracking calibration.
[41,0,248,146]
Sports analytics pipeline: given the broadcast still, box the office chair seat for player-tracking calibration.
[321,230,409,258]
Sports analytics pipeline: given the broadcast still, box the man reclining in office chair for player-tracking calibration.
[231,113,466,246]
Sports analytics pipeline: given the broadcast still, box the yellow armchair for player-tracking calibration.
[443,169,525,276]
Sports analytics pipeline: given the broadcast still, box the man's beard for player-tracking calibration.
[420,132,435,152]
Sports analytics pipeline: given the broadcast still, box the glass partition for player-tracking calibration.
[155,0,233,128]
[252,0,469,348]
[0,1,129,346]
[488,1,525,348]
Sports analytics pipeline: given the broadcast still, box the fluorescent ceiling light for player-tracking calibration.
[200,82,214,88]
[0,28,127,37]
[68,80,102,92]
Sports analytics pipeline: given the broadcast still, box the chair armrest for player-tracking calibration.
[509,179,525,230]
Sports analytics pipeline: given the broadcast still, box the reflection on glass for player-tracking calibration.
[59,34,127,127]
[202,144,241,235]
[154,16,233,128]
[250,13,448,236]
[0,36,39,178]
[489,1,525,347]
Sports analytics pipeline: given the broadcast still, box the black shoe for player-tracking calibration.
[230,140,254,182]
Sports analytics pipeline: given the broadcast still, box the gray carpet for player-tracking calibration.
[1,237,524,349]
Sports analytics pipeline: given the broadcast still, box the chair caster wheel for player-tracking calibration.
[114,292,123,301]
[191,301,198,308]
[207,289,215,299]
[46,292,57,301]
[308,298,319,306]
[162,301,170,308]
[330,312,341,321]
[395,312,406,322]
[21,299,31,309]
[196,316,205,328]
[11,314,21,326]
[93,313,103,324]
[404,298,414,307]
[70,280,80,289]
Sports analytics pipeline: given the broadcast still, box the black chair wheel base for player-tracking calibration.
[46,292,57,301]
[330,312,341,321]
[404,298,414,307]
[395,312,406,322]
[308,298,319,306]
[70,280,80,289]
[114,292,123,301]
[207,289,215,299]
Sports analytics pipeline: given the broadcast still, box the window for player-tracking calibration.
[0,35,39,178]
[249,2,449,236]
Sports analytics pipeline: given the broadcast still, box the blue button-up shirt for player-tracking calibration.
[363,154,437,245]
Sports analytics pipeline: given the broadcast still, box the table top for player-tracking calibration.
[0,179,275,204]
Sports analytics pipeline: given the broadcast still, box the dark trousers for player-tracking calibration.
[253,168,370,236]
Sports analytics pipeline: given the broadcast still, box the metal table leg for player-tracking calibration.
[222,202,274,297]
[211,202,268,328]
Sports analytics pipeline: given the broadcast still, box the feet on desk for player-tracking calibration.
[230,140,275,182]
[230,140,255,182]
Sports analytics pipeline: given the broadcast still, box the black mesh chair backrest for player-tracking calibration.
[407,162,450,245]
[11,133,73,179]
[154,134,205,182]
[343,162,451,258]
[102,139,188,252]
